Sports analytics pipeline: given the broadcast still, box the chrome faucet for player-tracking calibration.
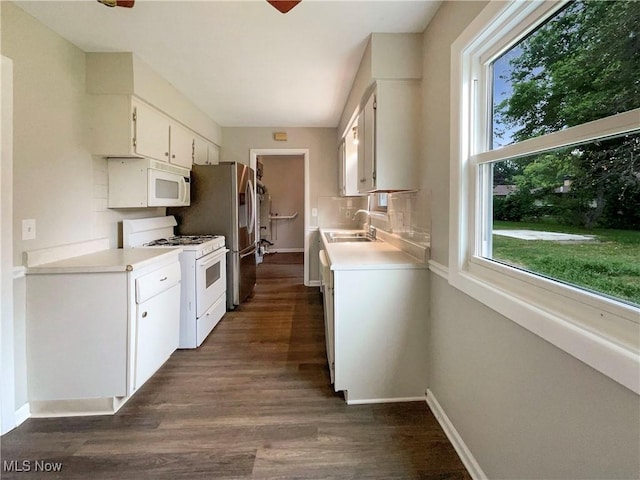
[351,209,370,221]
[351,209,376,240]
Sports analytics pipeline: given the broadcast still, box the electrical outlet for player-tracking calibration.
[22,219,36,240]
[345,209,352,219]
[311,208,318,217]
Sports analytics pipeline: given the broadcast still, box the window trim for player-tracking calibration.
[450,0,640,394]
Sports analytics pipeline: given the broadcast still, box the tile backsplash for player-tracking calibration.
[373,190,430,245]
[317,196,368,229]
[316,191,430,246]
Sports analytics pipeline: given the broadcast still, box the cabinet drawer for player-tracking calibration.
[135,261,181,304]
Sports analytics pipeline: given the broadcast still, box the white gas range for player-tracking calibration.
[123,216,228,348]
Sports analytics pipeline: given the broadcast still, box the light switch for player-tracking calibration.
[311,208,318,217]
[22,219,36,240]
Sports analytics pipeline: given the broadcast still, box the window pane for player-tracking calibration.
[376,193,388,210]
[491,0,640,149]
[488,131,640,306]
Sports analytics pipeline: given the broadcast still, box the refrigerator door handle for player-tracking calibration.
[247,177,256,237]
[240,246,256,259]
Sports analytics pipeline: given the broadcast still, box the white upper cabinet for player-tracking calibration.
[169,121,194,169]
[87,53,222,166]
[207,142,220,165]
[193,135,208,165]
[193,135,220,166]
[338,139,346,196]
[89,95,225,171]
[336,34,422,194]
[356,81,420,193]
[357,92,376,193]
[134,100,170,162]
[338,118,363,196]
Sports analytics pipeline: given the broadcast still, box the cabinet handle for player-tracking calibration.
[142,311,148,318]
[165,152,169,157]
[172,154,176,159]
[159,276,168,282]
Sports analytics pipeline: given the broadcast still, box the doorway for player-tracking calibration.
[257,155,304,253]
[250,149,310,285]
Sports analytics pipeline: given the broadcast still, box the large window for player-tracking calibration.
[451,1,640,393]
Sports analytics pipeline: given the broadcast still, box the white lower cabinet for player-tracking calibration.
[26,249,181,416]
[320,243,428,404]
[26,273,130,402]
[319,250,335,384]
[133,261,181,390]
[134,282,180,389]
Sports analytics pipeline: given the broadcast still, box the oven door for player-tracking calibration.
[195,248,227,318]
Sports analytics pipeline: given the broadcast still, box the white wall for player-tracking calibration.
[421,2,640,478]
[1,2,188,418]
[1,3,163,264]
[222,127,337,208]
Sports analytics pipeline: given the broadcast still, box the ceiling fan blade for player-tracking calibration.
[267,1,301,14]
[97,0,135,8]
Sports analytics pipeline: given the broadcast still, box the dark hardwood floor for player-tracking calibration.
[1,252,470,479]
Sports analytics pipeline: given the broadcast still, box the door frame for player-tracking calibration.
[249,149,310,285]
[1,55,16,434]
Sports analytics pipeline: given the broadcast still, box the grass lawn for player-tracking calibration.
[492,221,640,306]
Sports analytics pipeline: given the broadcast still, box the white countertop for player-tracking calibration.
[320,228,427,270]
[27,247,182,274]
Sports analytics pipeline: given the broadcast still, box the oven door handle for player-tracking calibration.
[196,249,227,269]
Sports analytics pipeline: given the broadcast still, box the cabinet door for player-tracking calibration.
[193,135,208,165]
[358,92,376,193]
[338,139,346,196]
[169,122,194,169]
[207,142,220,165]
[134,101,170,162]
[134,283,180,390]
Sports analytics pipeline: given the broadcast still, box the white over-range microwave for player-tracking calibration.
[108,158,190,208]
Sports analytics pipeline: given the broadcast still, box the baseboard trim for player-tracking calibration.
[426,389,487,480]
[14,403,30,426]
[346,395,425,405]
[307,280,321,287]
[270,248,304,253]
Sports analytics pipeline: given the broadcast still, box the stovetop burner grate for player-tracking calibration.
[144,235,220,247]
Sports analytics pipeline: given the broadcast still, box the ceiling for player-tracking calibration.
[14,0,441,128]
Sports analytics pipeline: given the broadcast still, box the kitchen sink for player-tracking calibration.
[329,237,373,243]
[324,232,374,243]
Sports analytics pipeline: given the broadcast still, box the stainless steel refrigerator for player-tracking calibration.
[168,162,257,309]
